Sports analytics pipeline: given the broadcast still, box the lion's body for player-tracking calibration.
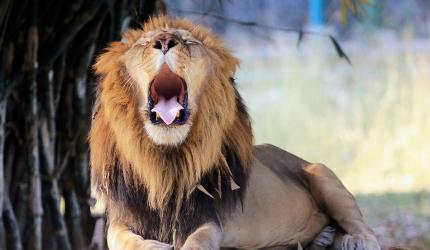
[221,145,328,249]
[90,16,380,250]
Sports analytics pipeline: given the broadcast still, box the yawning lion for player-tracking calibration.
[90,16,380,250]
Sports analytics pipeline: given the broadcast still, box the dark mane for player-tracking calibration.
[107,143,248,248]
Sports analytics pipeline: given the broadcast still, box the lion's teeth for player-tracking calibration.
[176,112,180,119]
[156,113,160,120]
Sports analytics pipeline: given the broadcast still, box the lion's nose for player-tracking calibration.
[154,38,177,54]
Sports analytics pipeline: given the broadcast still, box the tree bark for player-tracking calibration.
[3,196,22,250]
[24,3,43,250]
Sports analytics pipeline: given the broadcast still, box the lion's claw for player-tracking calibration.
[339,234,381,250]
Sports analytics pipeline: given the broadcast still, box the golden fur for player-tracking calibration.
[90,16,253,212]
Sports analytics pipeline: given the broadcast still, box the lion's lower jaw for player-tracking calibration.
[144,122,191,145]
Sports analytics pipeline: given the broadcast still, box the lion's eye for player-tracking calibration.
[140,41,150,46]
[135,38,151,47]
[184,39,199,45]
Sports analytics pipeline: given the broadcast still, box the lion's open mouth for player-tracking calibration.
[148,64,189,125]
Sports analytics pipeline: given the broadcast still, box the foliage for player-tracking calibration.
[340,0,370,25]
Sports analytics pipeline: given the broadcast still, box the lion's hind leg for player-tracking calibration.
[303,164,380,250]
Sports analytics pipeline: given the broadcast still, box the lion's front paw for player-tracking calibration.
[107,229,173,250]
[139,239,173,250]
[339,234,380,250]
[125,236,173,250]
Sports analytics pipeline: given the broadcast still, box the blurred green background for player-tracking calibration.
[167,0,430,248]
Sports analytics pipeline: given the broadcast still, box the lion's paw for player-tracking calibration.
[135,239,173,250]
[340,234,380,250]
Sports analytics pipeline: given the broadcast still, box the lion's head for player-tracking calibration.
[90,16,253,211]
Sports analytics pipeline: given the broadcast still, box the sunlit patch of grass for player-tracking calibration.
[233,32,430,194]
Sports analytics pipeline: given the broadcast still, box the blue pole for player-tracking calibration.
[309,0,325,26]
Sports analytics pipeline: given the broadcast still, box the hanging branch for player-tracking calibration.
[10,159,27,238]
[25,22,43,250]
[39,69,72,250]
[64,190,85,250]
[0,48,8,222]
[39,0,105,66]
[0,0,16,51]
[1,0,28,58]
[169,8,351,64]
[3,196,22,250]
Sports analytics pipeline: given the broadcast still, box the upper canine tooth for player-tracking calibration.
[176,112,180,118]
[156,113,160,120]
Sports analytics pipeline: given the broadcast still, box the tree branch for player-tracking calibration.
[39,0,105,67]
[169,8,351,64]
[3,196,23,250]
[25,2,43,249]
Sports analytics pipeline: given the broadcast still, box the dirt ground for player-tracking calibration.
[357,192,430,250]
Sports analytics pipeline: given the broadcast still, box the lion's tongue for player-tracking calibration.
[151,96,183,125]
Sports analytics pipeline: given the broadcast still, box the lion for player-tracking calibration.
[90,16,380,250]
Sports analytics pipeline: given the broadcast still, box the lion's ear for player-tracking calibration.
[93,41,128,76]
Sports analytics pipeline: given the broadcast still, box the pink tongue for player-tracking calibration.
[151,96,183,125]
